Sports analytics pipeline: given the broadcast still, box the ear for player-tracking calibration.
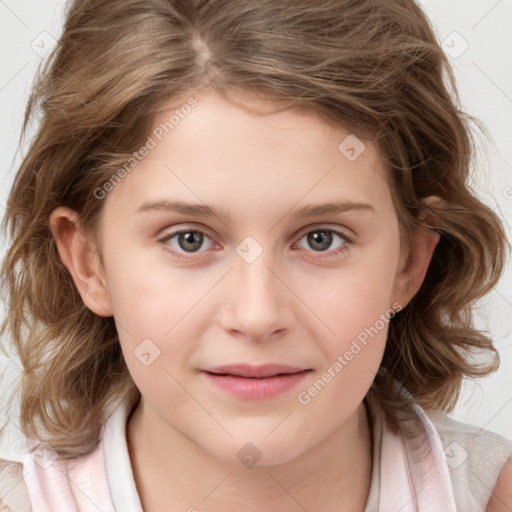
[392,196,442,309]
[49,207,114,317]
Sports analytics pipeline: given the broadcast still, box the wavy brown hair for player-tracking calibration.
[1,0,509,457]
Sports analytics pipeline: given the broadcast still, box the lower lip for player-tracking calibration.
[202,370,311,400]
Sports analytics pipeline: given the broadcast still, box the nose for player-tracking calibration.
[218,249,293,342]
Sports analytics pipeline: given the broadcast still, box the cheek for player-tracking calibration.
[294,260,398,417]
[101,247,225,389]
[101,240,204,331]
[296,237,400,351]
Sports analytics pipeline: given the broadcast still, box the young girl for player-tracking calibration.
[1,0,511,510]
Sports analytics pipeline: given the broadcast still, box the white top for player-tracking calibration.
[1,394,511,511]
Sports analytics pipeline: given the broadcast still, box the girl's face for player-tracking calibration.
[63,90,434,466]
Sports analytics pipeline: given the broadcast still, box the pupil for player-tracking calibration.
[179,231,203,252]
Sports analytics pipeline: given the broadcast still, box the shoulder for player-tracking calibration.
[0,421,34,511]
[0,457,32,511]
[486,462,512,512]
[427,411,512,510]
[431,411,512,451]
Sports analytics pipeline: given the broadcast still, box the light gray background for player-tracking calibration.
[1,0,511,442]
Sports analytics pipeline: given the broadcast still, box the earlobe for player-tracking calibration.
[392,196,442,308]
[49,207,114,317]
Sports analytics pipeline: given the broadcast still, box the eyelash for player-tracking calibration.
[158,226,353,261]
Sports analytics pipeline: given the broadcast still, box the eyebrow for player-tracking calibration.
[136,199,375,223]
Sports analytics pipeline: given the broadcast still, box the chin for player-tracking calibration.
[209,436,308,469]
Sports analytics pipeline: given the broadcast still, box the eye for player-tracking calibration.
[159,229,216,259]
[294,227,351,257]
[158,226,352,261]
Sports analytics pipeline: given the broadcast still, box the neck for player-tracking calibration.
[127,399,373,512]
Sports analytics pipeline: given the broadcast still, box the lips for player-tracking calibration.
[201,364,312,400]
[203,364,308,378]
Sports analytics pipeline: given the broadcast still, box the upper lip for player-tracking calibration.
[202,364,310,378]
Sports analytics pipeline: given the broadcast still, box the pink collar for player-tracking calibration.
[370,399,458,511]
[22,395,457,511]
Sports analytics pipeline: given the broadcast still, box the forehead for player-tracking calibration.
[104,90,394,220]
